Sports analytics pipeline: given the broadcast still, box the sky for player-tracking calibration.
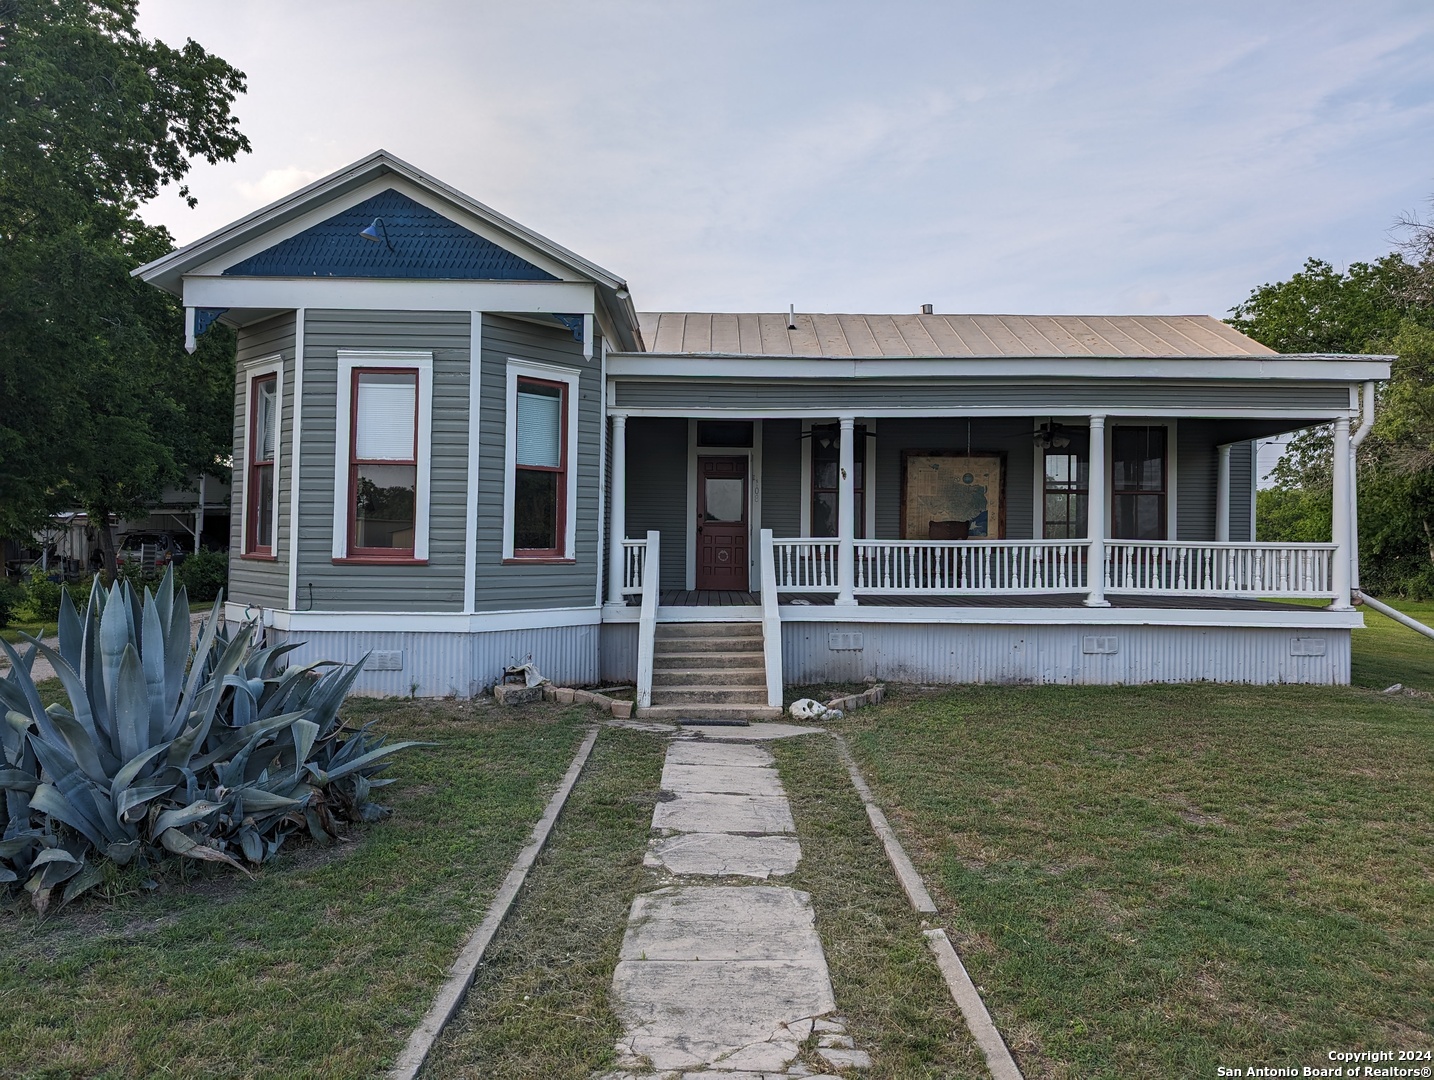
[135,0,1434,322]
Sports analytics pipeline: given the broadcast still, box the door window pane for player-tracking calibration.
[704,478,745,522]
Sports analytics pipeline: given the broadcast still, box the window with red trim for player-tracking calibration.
[512,377,566,556]
[247,374,277,554]
[349,369,418,557]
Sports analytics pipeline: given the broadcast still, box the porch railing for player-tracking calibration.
[1104,541,1338,598]
[621,538,647,596]
[771,539,840,591]
[769,536,1338,599]
[854,539,1089,594]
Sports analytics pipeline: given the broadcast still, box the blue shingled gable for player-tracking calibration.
[223,189,558,280]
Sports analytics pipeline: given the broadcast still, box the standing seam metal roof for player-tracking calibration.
[635,313,1277,358]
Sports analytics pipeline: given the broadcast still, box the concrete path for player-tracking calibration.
[601,724,868,1079]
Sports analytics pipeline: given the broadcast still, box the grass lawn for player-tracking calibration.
[829,616,1434,1078]
[1351,596,1434,692]
[0,620,58,645]
[0,692,592,1080]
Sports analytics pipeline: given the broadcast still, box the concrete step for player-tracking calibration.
[652,667,767,687]
[653,651,769,671]
[655,622,763,640]
[655,637,764,654]
[637,703,785,722]
[650,686,771,706]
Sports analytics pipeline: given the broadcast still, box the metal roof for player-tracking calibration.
[635,312,1277,358]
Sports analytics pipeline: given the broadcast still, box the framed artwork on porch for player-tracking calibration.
[900,451,1006,539]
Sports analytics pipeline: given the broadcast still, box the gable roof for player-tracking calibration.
[133,149,641,348]
[636,312,1278,359]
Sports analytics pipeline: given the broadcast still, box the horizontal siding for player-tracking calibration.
[875,418,1035,540]
[781,622,1349,685]
[625,417,688,587]
[473,315,601,611]
[613,379,1352,414]
[1176,420,1216,541]
[1228,441,1254,543]
[297,309,471,612]
[761,419,802,538]
[229,313,294,609]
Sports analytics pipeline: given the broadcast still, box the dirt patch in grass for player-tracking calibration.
[420,726,667,1079]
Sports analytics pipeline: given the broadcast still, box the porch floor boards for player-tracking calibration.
[645,590,1322,612]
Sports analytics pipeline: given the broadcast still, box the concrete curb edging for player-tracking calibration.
[830,733,937,913]
[924,929,1024,1080]
[830,732,1024,1080]
[387,725,601,1080]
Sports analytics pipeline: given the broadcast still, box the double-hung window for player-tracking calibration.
[503,360,580,561]
[242,360,283,557]
[1042,428,1090,540]
[1112,425,1168,540]
[332,351,433,563]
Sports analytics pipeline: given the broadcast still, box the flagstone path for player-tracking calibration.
[599,722,869,1080]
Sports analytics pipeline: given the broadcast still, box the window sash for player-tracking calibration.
[1111,426,1168,540]
[513,378,567,555]
[810,423,865,537]
[348,368,419,556]
[247,374,278,553]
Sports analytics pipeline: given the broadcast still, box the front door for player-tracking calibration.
[696,456,749,591]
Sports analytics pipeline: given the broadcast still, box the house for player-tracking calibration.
[134,151,1390,715]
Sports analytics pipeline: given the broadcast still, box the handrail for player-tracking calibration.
[635,530,660,709]
[1105,540,1336,597]
[759,529,783,708]
[853,538,1088,594]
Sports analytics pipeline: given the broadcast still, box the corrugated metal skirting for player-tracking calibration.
[601,623,639,683]
[781,622,1351,686]
[266,624,599,698]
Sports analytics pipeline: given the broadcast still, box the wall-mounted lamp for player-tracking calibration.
[359,217,394,252]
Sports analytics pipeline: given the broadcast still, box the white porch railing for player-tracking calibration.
[768,536,1339,600]
[771,539,840,591]
[854,539,1089,594]
[621,538,647,596]
[636,530,660,709]
[1104,541,1338,598]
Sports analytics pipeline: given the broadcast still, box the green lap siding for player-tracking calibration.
[297,309,471,612]
[625,417,688,587]
[229,313,295,609]
[473,315,602,611]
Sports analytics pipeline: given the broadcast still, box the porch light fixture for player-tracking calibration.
[359,217,394,252]
[1035,422,1072,450]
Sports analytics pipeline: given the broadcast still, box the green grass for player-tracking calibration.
[831,682,1434,1079]
[0,692,591,1079]
[1352,597,1434,692]
[0,620,58,644]
[421,727,666,1079]
[773,733,987,1078]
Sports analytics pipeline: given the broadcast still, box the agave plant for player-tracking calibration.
[0,570,425,911]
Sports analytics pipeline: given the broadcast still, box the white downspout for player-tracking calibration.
[1349,381,1376,590]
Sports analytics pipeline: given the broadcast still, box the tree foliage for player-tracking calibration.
[1231,234,1434,595]
[0,0,249,565]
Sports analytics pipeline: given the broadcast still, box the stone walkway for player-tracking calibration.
[601,723,868,1080]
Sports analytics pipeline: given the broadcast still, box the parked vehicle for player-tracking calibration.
[115,531,189,569]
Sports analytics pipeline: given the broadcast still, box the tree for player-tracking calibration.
[0,0,249,574]
[1232,248,1434,595]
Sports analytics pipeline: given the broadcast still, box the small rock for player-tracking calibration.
[542,685,557,702]
[812,1019,844,1033]
[610,699,634,719]
[817,1034,854,1048]
[573,688,594,703]
[783,1018,814,1041]
[592,693,615,711]
[1383,683,1404,693]
[493,683,544,705]
[555,687,575,703]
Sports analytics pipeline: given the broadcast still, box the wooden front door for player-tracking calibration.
[696,456,749,591]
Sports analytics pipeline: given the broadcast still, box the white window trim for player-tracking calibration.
[240,355,284,556]
[502,358,581,560]
[332,350,434,560]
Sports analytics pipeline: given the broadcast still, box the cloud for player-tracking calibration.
[234,167,323,206]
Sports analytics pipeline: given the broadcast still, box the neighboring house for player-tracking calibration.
[134,151,1390,712]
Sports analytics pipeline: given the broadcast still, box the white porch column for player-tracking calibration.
[1085,414,1110,607]
[835,415,857,606]
[1215,443,1232,543]
[1331,414,1352,609]
[606,413,628,609]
